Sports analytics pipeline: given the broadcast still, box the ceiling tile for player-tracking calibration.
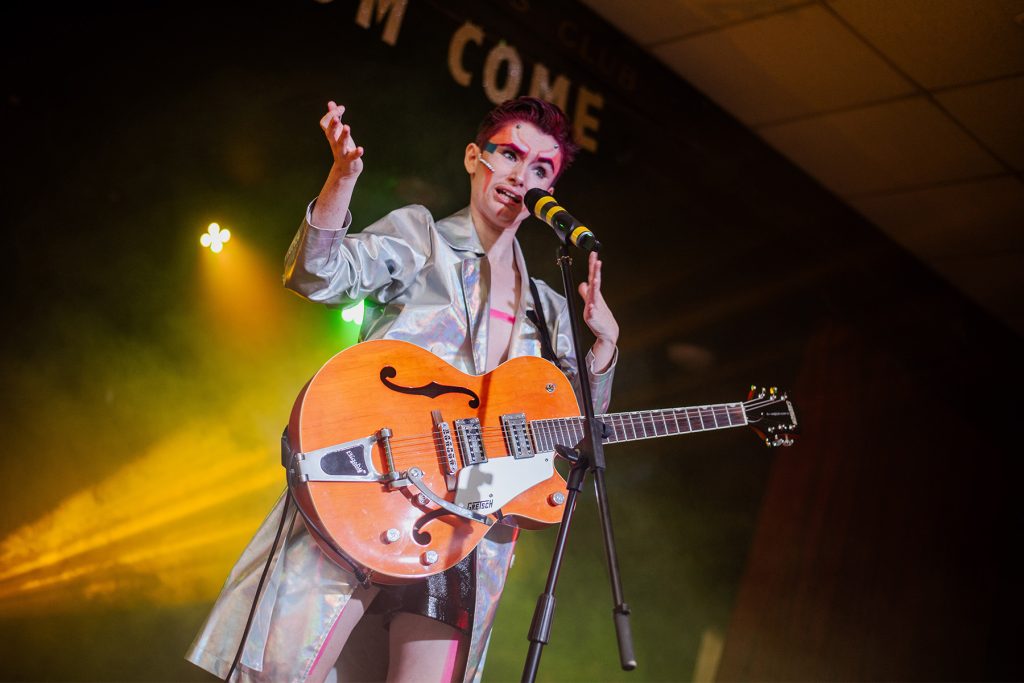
[828,0,1024,89]
[579,0,704,45]
[849,175,1024,257]
[929,251,1024,337]
[651,3,915,125]
[581,0,812,44]
[851,175,1024,336]
[757,97,1005,196]
[935,75,1024,171]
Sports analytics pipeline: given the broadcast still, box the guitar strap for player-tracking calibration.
[526,277,558,364]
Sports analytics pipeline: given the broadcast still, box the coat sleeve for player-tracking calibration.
[283,202,435,306]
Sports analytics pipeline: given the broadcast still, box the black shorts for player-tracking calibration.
[369,551,475,634]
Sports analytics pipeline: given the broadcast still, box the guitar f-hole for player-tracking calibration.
[379,366,481,408]
[412,509,451,545]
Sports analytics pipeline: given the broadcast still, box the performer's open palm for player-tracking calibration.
[319,101,364,178]
[579,251,618,345]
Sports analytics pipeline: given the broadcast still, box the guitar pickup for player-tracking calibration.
[454,417,487,466]
[501,413,534,459]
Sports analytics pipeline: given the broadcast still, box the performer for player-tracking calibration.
[186,96,618,683]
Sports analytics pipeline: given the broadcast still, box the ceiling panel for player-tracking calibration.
[829,0,1024,89]
[936,75,1024,171]
[849,175,1024,257]
[928,250,1024,336]
[579,0,709,45]
[651,3,915,125]
[851,175,1024,334]
[581,0,812,45]
[757,96,1005,196]
[580,0,1024,338]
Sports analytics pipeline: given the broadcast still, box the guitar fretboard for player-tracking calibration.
[530,403,747,452]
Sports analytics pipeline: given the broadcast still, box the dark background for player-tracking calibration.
[2,1,1020,680]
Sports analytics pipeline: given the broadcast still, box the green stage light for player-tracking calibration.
[342,300,364,325]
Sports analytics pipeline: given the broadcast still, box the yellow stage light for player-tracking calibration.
[200,223,231,253]
[197,231,285,352]
[0,426,283,613]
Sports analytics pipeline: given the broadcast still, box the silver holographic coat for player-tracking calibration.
[186,204,616,682]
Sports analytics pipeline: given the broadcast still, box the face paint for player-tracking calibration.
[468,121,563,233]
[484,123,562,179]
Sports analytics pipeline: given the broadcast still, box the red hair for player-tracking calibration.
[475,97,579,178]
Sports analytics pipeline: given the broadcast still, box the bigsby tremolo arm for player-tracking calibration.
[376,426,492,527]
[407,468,493,526]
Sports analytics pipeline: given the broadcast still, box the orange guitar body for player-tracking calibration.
[287,339,579,584]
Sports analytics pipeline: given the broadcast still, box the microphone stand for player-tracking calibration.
[521,240,636,682]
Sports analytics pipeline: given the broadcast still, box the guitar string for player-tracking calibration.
[303,395,782,457]
[380,400,772,445]
[379,398,782,465]
[383,398,769,440]
[375,398,778,450]
[385,413,749,465]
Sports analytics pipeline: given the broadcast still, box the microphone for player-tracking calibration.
[525,189,601,253]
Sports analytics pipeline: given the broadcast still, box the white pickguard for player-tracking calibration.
[454,452,555,513]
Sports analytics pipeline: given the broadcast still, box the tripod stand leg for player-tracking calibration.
[594,468,637,670]
[522,459,587,683]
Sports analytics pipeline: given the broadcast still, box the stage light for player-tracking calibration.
[342,300,364,325]
[0,427,282,613]
[200,223,231,253]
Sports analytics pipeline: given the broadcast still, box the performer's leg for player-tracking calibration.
[307,584,380,683]
[386,612,469,683]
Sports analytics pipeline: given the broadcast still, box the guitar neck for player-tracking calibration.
[530,403,748,451]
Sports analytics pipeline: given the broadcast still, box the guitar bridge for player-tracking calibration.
[433,410,458,491]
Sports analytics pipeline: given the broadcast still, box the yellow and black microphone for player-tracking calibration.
[525,189,601,253]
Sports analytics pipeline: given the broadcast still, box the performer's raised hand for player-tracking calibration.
[311,101,364,229]
[579,251,619,371]
[319,101,364,179]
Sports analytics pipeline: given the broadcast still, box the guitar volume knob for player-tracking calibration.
[422,550,439,566]
[383,528,401,543]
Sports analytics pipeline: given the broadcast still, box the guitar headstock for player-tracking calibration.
[743,386,799,448]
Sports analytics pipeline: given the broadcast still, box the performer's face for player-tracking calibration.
[465,121,563,231]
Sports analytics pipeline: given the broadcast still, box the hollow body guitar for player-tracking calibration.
[286,339,797,584]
